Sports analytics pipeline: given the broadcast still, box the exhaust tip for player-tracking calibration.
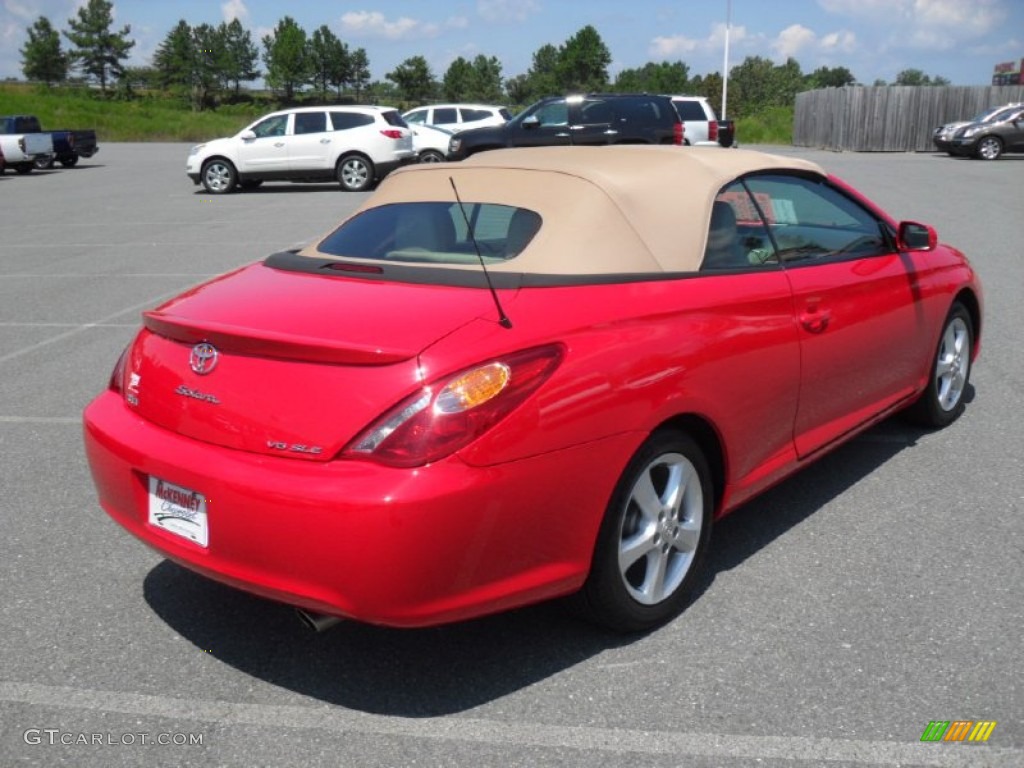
[295,608,344,633]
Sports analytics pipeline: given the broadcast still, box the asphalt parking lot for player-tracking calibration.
[1,144,1021,768]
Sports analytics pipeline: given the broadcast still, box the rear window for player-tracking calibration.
[317,203,543,264]
[461,108,493,122]
[615,97,672,124]
[381,110,408,128]
[673,100,708,121]
[294,112,327,134]
[434,108,458,124]
[330,111,374,130]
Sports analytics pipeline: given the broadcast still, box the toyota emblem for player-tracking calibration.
[189,342,219,375]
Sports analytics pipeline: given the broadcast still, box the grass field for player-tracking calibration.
[0,83,795,144]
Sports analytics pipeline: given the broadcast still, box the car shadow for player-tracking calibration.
[142,412,944,716]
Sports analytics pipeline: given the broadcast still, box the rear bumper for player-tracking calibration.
[83,391,633,627]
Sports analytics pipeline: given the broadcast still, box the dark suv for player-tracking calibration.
[446,94,682,160]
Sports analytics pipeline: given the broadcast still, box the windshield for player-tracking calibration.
[317,203,543,264]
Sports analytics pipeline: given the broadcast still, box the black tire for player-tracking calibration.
[200,158,237,194]
[14,163,33,175]
[576,430,713,632]
[337,155,374,192]
[239,179,263,190]
[975,136,1003,161]
[418,150,446,164]
[59,154,79,168]
[34,155,55,170]
[905,302,973,428]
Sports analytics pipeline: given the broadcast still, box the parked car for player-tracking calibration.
[84,145,982,633]
[932,103,1022,154]
[668,95,735,147]
[948,104,1024,160]
[447,94,683,160]
[186,106,416,193]
[410,123,453,163]
[1,115,98,169]
[0,118,53,174]
[402,103,510,131]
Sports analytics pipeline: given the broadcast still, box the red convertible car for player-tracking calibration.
[83,146,982,632]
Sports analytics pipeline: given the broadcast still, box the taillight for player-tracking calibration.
[344,344,564,467]
[108,346,129,393]
[380,129,404,140]
[708,120,718,142]
[673,122,684,145]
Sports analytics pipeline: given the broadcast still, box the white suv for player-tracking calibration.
[668,96,729,146]
[402,104,511,132]
[186,106,415,193]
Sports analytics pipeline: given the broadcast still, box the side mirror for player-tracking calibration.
[240,130,257,141]
[521,115,540,129]
[897,221,937,252]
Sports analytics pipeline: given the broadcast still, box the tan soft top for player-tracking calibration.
[306,145,826,275]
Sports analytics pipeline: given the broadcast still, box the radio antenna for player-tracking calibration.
[448,177,512,329]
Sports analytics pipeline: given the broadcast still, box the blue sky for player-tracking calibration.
[2,0,1022,87]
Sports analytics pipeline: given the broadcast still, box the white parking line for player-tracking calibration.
[0,416,80,424]
[1,681,1017,766]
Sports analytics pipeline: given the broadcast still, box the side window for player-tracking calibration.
[404,109,426,124]
[532,100,568,126]
[330,112,374,131]
[434,108,458,124]
[251,115,288,138]
[674,101,707,121]
[702,182,776,270]
[580,99,614,125]
[743,174,891,263]
[294,112,326,135]
[460,108,491,122]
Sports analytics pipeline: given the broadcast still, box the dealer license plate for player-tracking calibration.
[148,476,209,548]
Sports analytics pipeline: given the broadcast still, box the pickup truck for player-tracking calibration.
[0,115,99,170]
[0,122,53,174]
[668,96,736,147]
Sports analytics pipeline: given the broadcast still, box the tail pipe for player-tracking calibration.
[295,608,344,633]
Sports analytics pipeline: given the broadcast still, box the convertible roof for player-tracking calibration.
[306,145,826,275]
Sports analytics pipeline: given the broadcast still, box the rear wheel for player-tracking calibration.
[976,136,1003,161]
[905,302,973,428]
[337,155,374,192]
[34,155,55,170]
[201,159,237,194]
[418,150,445,163]
[60,154,80,168]
[576,430,712,632]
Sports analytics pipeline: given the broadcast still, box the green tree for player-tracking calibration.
[504,73,531,105]
[894,68,949,86]
[526,43,560,100]
[21,16,68,85]
[63,0,135,95]
[309,25,349,101]
[557,25,611,91]
[386,55,436,102]
[614,61,690,93]
[442,56,474,101]
[262,16,310,101]
[220,19,260,96]
[191,23,224,109]
[806,65,856,88]
[727,55,804,118]
[468,55,504,102]
[349,47,370,99]
[152,20,194,92]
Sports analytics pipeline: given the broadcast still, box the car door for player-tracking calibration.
[1003,107,1024,151]
[508,99,573,148]
[570,97,618,145]
[237,113,290,173]
[287,111,333,172]
[742,173,927,458]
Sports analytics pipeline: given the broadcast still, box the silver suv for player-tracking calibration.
[186,106,415,194]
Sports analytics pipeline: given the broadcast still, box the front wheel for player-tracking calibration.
[34,155,55,170]
[201,159,237,194]
[576,430,712,632]
[337,155,374,192]
[976,136,1003,161]
[418,150,445,163]
[905,302,973,428]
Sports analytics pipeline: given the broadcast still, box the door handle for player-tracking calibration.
[603,129,619,136]
[800,308,831,333]
[274,142,285,148]
[555,132,570,138]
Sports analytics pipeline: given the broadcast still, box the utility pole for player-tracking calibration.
[722,0,732,119]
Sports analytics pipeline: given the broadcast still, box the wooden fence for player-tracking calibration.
[793,85,1024,151]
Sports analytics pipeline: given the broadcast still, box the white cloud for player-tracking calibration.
[819,0,1007,43]
[340,10,467,41]
[649,23,749,59]
[773,24,816,59]
[4,0,35,21]
[820,30,856,53]
[477,0,540,23]
[221,0,249,25]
